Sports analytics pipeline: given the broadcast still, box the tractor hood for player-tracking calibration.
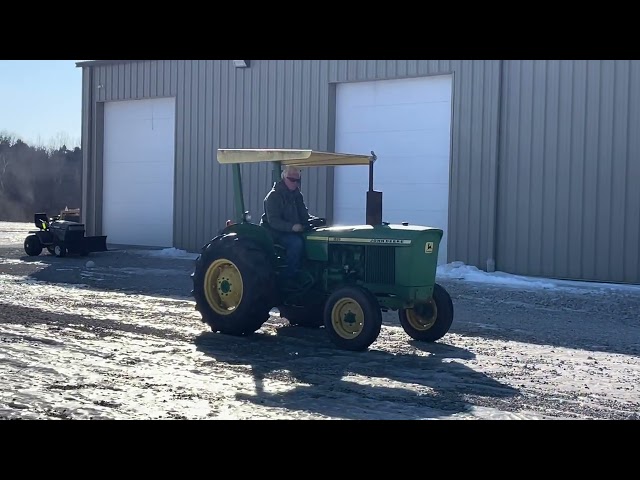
[304,223,444,297]
[307,223,443,245]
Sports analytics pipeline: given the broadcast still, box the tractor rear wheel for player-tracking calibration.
[323,286,382,351]
[192,234,276,336]
[398,283,453,342]
[24,235,42,256]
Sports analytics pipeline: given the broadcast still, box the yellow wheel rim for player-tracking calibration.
[203,258,243,316]
[330,297,364,339]
[406,299,438,331]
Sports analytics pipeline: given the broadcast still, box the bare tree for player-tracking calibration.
[49,131,73,152]
[0,131,16,147]
[0,137,82,221]
[0,152,9,192]
[34,134,46,152]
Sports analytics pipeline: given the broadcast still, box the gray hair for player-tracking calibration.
[281,165,301,180]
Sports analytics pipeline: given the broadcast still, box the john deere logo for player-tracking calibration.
[370,239,408,244]
[326,237,412,245]
[425,242,434,254]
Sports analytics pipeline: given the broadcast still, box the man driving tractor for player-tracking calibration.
[260,165,317,287]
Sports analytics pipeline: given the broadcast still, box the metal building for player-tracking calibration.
[76,60,640,284]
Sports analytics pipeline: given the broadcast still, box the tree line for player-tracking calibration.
[0,133,82,222]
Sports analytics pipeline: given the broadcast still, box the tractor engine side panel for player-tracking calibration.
[325,244,396,287]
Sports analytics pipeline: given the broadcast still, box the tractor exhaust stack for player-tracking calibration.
[366,151,382,226]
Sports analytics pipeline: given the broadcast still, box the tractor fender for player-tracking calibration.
[203,223,276,259]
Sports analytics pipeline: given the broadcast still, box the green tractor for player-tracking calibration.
[191,149,454,351]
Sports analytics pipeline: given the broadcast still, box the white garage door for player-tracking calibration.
[103,97,176,247]
[334,75,453,265]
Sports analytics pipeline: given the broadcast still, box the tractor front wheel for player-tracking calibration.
[24,235,42,256]
[398,283,453,342]
[323,286,382,351]
[192,234,276,336]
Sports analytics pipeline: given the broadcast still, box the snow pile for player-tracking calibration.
[0,258,48,266]
[436,261,640,293]
[137,248,199,260]
[437,261,556,289]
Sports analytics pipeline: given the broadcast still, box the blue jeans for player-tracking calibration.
[276,232,304,279]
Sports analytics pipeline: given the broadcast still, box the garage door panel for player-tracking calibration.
[379,184,450,212]
[344,76,452,105]
[377,155,451,183]
[380,77,451,103]
[105,162,174,183]
[334,160,450,200]
[335,158,451,188]
[103,188,173,208]
[108,98,174,119]
[335,75,452,265]
[385,155,451,181]
[332,207,448,232]
[338,130,451,158]
[341,102,452,133]
[384,209,448,227]
[332,206,367,226]
[377,179,450,191]
[106,122,173,158]
[105,218,171,247]
[335,184,449,211]
[103,97,176,247]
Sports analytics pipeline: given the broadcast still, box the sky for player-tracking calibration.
[0,60,83,149]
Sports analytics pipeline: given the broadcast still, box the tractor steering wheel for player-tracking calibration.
[306,217,326,231]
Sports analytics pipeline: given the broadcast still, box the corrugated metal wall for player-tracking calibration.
[80,59,639,283]
[497,60,640,283]
[80,60,502,270]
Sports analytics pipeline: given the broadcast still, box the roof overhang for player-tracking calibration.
[75,60,146,68]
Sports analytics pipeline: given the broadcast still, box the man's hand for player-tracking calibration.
[292,223,304,232]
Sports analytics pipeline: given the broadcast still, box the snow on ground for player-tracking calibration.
[0,222,33,245]
[437,262,556,289]
[1,220,639,419]
[1,273,543,420]
[1,269,639,419]
[436,261,640,294]
[137,247,640,296]
[4,219,638,294]
[133,247,200,260]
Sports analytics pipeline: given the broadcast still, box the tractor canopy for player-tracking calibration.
[217,149,375,167]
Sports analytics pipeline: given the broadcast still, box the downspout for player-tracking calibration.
[486,60,504,272]
[82,65,94,234]
[89,66,96,235]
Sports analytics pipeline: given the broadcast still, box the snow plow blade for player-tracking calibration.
[84,235,108,252]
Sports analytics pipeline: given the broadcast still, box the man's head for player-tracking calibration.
[281,165,302,191]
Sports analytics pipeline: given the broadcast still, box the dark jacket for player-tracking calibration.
[260,180,311,233]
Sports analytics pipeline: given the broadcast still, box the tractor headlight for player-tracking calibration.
[243,211,252,222]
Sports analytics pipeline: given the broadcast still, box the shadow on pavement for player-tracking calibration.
[194,326,520,420]
[4,246,197,301]
[440,280,640,358]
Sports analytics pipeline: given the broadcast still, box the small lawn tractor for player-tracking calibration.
[191,149,454,351]
[23,212,108,258]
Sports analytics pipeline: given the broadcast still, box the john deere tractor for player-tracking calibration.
[191,149,454,351]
